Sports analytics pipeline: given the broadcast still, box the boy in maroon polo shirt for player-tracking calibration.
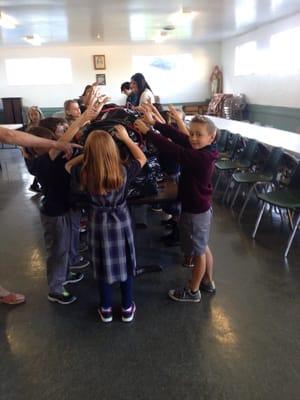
[134,112,218,303]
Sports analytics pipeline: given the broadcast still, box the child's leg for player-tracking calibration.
[120,276,133,309]
[68,208,81,265]
[202,246,214,283]
[189,253,207,292]
[98,280,112,309]
[41,214,70,295]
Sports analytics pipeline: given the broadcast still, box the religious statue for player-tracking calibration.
[210,65,223,96]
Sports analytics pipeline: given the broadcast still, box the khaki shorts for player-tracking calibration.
[179,209,212,256]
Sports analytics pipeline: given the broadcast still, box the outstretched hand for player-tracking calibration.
[114,124,129,142]
[134,119,151,135]
[54,142,83,159]
[168,105,181,121]
[137,104,156,126]
[84,94,110,121]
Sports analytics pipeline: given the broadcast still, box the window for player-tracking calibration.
[5,58,72,85]
[270,28,300,74]
[234,41,257,76]
[132,54,195,102]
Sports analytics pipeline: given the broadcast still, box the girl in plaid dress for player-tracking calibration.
[66,125,146,322]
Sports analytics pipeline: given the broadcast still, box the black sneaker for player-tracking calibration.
[151,204,162,212]
[121,302,136,322]
[69,256,90,269]
[161,219,177,229]
[63,272,84,285]
[48,289,77,305]
[168,287,201,303]
[98,307,113,323]
[200,280,216,294]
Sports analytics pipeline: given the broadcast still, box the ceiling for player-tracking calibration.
[0,0,300,47]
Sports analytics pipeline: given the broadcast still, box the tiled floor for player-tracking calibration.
[0,149,299,400]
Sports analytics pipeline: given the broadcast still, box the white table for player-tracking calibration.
[204,117,300,155]
[0,124,23,130]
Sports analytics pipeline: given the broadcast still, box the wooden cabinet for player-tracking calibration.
[1,97,23,124]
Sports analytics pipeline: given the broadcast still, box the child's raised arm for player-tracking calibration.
[168,105,189,136]
[65,154,84,174]
[49,94,109,160]
[114,125,146,168]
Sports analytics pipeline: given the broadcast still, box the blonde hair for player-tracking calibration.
[27,106,44,127]
[80,130,124,195]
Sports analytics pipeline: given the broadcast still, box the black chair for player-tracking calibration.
[252,162,300,258]
[230,147,283,221]
[214,138,258,201]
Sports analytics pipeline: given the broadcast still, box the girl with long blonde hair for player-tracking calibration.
[66,125,146,322]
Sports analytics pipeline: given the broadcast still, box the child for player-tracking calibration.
[134,113,218,302]
[0,125,78,306]
[39,117,89,269]
[64,99,82,125]
[120,81,137,108]
[32,96,107,304]
[65,125,146,322]
[25,106,44,191]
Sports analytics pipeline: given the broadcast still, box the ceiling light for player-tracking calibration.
[169,8,196,25]
[0,11,18,29]
[23,34,44,46]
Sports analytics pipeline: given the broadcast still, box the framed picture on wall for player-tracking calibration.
[96,73,106,85]
[93,55,106,70]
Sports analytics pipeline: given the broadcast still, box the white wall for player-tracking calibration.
[221,13,300,108]
[0,43,220,108]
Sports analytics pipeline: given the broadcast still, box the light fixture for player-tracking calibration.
[0,11,18,29]
[169,8,196,25]
[23,34,44,46]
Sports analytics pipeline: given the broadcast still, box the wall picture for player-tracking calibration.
[93,55,106,70]
[96,73,106,85]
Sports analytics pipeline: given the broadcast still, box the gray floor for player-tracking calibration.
[0,149,300,400]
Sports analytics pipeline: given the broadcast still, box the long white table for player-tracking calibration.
[0,124,23,130]
[205,117,300,155]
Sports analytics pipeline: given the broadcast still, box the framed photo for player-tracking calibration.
[93,54,106,70]
[96,73,106,85]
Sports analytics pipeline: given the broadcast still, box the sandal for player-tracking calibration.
[0,292,26,305]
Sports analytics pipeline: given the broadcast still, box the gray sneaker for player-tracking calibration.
[200,280,216,294]
[168,287,201,303]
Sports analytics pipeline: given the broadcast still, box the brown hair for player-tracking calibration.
[64,99,78,112]
[190,115,217,137]
[39,117,68,133]
[27,126,54,140]
[80,130,124,195]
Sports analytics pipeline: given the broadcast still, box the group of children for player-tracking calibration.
[1,76,218,323]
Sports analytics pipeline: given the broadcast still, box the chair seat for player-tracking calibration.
[257,190,300,209]
[232,172,273,184]
[216,159,251,171]
[218,152,231,159]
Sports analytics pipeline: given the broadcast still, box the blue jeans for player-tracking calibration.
[98,276,133,309]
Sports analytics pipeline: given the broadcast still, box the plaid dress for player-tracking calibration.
[89,161,141,284]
